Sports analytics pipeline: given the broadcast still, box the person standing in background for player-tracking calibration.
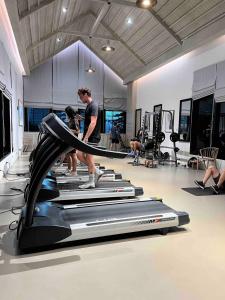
[110,123,121,151]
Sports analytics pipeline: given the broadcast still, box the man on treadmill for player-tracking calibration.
[77,88,104,189]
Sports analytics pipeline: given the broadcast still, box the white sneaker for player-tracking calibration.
[78,181,95,189]
[70,171,77,176]
[64,169,71,176]
[95,169,104,183]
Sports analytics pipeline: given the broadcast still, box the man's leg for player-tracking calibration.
[86,153,95,174]
[77,150,87,165]
[78,152,104,189]
[77,152,95,188]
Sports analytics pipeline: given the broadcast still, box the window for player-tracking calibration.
[190,95,213,155]
[24,108,51,131]
[212,102,225,160]
[104,110,126,134]
[53,110,67,123]
[0,92,11,161]
[178,98,192,142]
[24,107,108,134]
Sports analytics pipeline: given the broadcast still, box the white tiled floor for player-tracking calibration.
[1,156,225,300]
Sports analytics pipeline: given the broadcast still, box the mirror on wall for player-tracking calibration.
[135,108,142,137]
[0,92,11,161]
[178,98,192,142]
[153,104,162,136]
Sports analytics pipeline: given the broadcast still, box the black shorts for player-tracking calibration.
[112,138,120,144]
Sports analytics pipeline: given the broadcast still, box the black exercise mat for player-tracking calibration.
[182,187,225,196]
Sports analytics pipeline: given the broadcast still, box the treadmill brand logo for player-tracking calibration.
[136,217,175,225]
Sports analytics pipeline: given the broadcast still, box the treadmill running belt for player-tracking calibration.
[62,201,177,224]
[58,181,132,190]
[58,169,115,177]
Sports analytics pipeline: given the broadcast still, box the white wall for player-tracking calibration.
[136,35,225,155]
[24,41,127,110]
[0,1,24,178]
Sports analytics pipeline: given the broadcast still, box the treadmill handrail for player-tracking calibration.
[42,113,127,159]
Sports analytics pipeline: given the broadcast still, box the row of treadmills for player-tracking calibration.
[16,113,190,251]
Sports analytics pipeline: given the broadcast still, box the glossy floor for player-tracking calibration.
[0,155,225,300]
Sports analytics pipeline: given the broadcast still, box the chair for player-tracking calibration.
[199,147,219,169]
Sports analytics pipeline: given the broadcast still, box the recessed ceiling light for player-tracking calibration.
[57,37,61,42]
[62,7,67,13]
[127,18,133,25]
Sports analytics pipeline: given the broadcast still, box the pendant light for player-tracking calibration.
[101,2,115,52]
[85,36,95,73]
[101,40,115,52]
[136,0,157,9]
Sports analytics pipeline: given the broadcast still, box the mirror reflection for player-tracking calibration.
[178,98,192,142]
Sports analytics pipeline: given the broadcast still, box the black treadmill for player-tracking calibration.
[16,114,190,250]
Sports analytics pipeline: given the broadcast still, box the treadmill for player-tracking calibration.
[40,161,142,203]
[16,113,190,250]
[55,168,122,182]
[53,180,143,201]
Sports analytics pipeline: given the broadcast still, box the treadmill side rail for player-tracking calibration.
[61,212,179,242]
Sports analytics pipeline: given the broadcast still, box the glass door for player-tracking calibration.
[190,95,214,155]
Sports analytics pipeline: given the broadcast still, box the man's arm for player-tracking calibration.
[83,115,97,143]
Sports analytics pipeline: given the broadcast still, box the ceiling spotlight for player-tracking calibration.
[127,17,133,25]
[101,40,115,52]
[62,7,67,13]
[56,37,61,42]
[85,36,95,74]
[136,0,157,9]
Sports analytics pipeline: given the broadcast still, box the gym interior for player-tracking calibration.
[1,1,225,299]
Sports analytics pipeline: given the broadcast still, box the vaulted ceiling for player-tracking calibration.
[5,0,225,83]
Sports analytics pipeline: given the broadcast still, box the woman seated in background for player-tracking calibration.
[194,165,225,194]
